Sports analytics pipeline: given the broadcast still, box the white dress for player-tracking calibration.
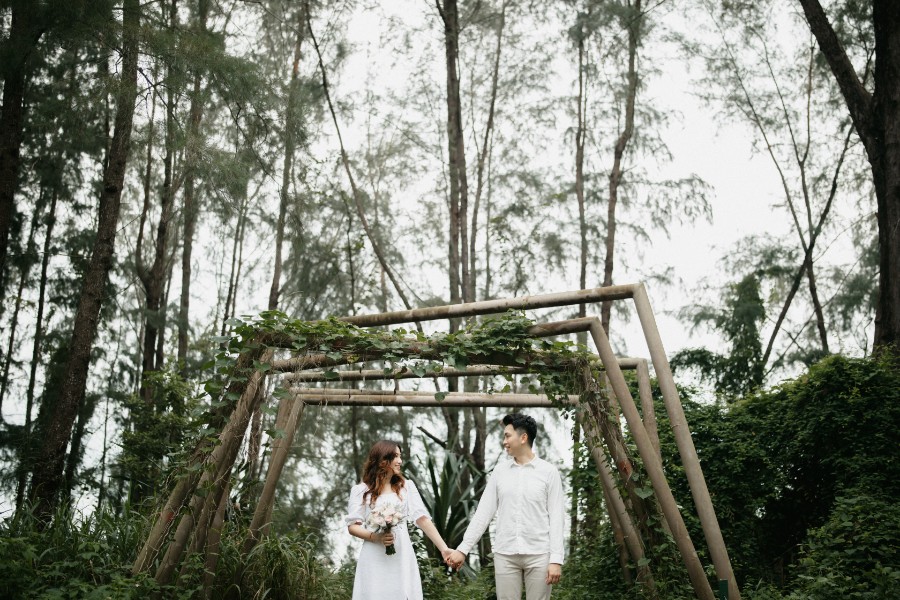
[345,479,431,600]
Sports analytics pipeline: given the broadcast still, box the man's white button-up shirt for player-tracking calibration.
[457,453,565,565]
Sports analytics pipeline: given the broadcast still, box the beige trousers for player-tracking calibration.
[493,553,552,600]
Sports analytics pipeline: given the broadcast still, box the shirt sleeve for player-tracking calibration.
[345,484,367,526]
[457,469,499,556]
[548,466,565,565]
[406,480,431,524]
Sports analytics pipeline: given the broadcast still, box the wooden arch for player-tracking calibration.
[131,284,740,600]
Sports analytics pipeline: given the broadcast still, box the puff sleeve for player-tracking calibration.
[345,483,368,526]
[406,480,431,525]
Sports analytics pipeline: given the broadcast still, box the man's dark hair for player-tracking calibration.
[502,413,538,447]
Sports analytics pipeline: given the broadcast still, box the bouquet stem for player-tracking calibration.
[385,524,396,555]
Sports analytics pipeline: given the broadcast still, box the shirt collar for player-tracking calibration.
[510,452,540,468]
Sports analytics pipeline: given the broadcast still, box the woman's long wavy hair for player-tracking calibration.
[361,440,406,506]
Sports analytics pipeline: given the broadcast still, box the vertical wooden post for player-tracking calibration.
[243,397,306,553]
[202,483,230,599]
[632,284,741,600]
[154,349,273,585]
[636,359,662,462]
[589,319,715,600]
[581,413,656,595]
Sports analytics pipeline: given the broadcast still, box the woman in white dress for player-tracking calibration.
[345,440,452,599]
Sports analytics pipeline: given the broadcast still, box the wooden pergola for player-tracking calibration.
[132,284,740,600]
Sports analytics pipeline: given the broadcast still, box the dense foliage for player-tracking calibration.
[3,353,897,597]
[558,353,900,599]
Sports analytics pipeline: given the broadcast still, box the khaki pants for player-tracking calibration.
[493,553,552,600]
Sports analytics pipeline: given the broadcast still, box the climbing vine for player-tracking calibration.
[201,310,596,414]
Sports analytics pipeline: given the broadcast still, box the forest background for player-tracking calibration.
[0,0,898,598]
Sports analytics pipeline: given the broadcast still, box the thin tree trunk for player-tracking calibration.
[28,0,140,519]
[437,0,465,314]
[221,201,248,336]
[96,329,122,512]
[575,10,589,317]
[0,187,43,413]
[178,0,209,370]
[470,1,504,304]
[571,12,590,555]
[270,2,308,313]
[0,3,44,295]
[308,12,419,320]
[137,0,178,404]
[762,126,853,367]
[63,391,95,501]
[601,0,641,334]
[15,189,57,512]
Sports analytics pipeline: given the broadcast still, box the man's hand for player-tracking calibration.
[446,549,466,570]
[546,563,561,585]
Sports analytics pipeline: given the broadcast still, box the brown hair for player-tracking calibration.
[361,440,406,506]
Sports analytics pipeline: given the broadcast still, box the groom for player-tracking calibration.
[447,413,565,600]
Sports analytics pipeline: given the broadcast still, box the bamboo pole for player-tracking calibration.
[338,285,637,327]
[283,358,641,382]
[635,359,662,462]
[202,482,230,600]
[243,397,305,553]
[286,365,528,382]
[632,284,740,600]
[132,342,271,574]
[589,319,715,600]
[581,413,656,595]
[290,389,579,407]
[154,349,274,584]
[600,478,633,585]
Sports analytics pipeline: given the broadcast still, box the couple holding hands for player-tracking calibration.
[345,413,565,600]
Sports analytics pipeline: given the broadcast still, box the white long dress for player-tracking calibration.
[345,479,430,600]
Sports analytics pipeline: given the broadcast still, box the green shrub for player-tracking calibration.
[787,494,900,600]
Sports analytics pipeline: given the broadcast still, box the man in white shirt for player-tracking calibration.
[447,413,565,600]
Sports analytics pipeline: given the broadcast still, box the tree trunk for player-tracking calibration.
[0,187,43,412]
[15,189,57,512]
[601,0,641,334]
[0,3,44,296]
[470,0,505,304]
[571,12,590,555]
[796,0,900,353]
[308,12,419,320]
[28,0,140,519]
[137,0,178,405]
[761,126,853,367]
[438,0,465,313]
[221,199,248,336]
[178,0,209,370]
[269,2,308,314]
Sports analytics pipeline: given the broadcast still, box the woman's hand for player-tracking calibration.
[379,532,394,547]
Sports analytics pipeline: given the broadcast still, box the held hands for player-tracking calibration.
[444,549,465,570]
[546,563,562,585]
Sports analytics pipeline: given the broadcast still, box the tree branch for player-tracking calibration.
[796,0,873,149]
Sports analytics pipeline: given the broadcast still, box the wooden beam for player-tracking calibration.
[283,357,641,382]
[290,389,579,407]
[339,285,637,327]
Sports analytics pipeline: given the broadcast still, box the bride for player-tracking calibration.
[345,440,452,599]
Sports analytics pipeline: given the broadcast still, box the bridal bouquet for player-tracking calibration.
[365,501,406,555]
